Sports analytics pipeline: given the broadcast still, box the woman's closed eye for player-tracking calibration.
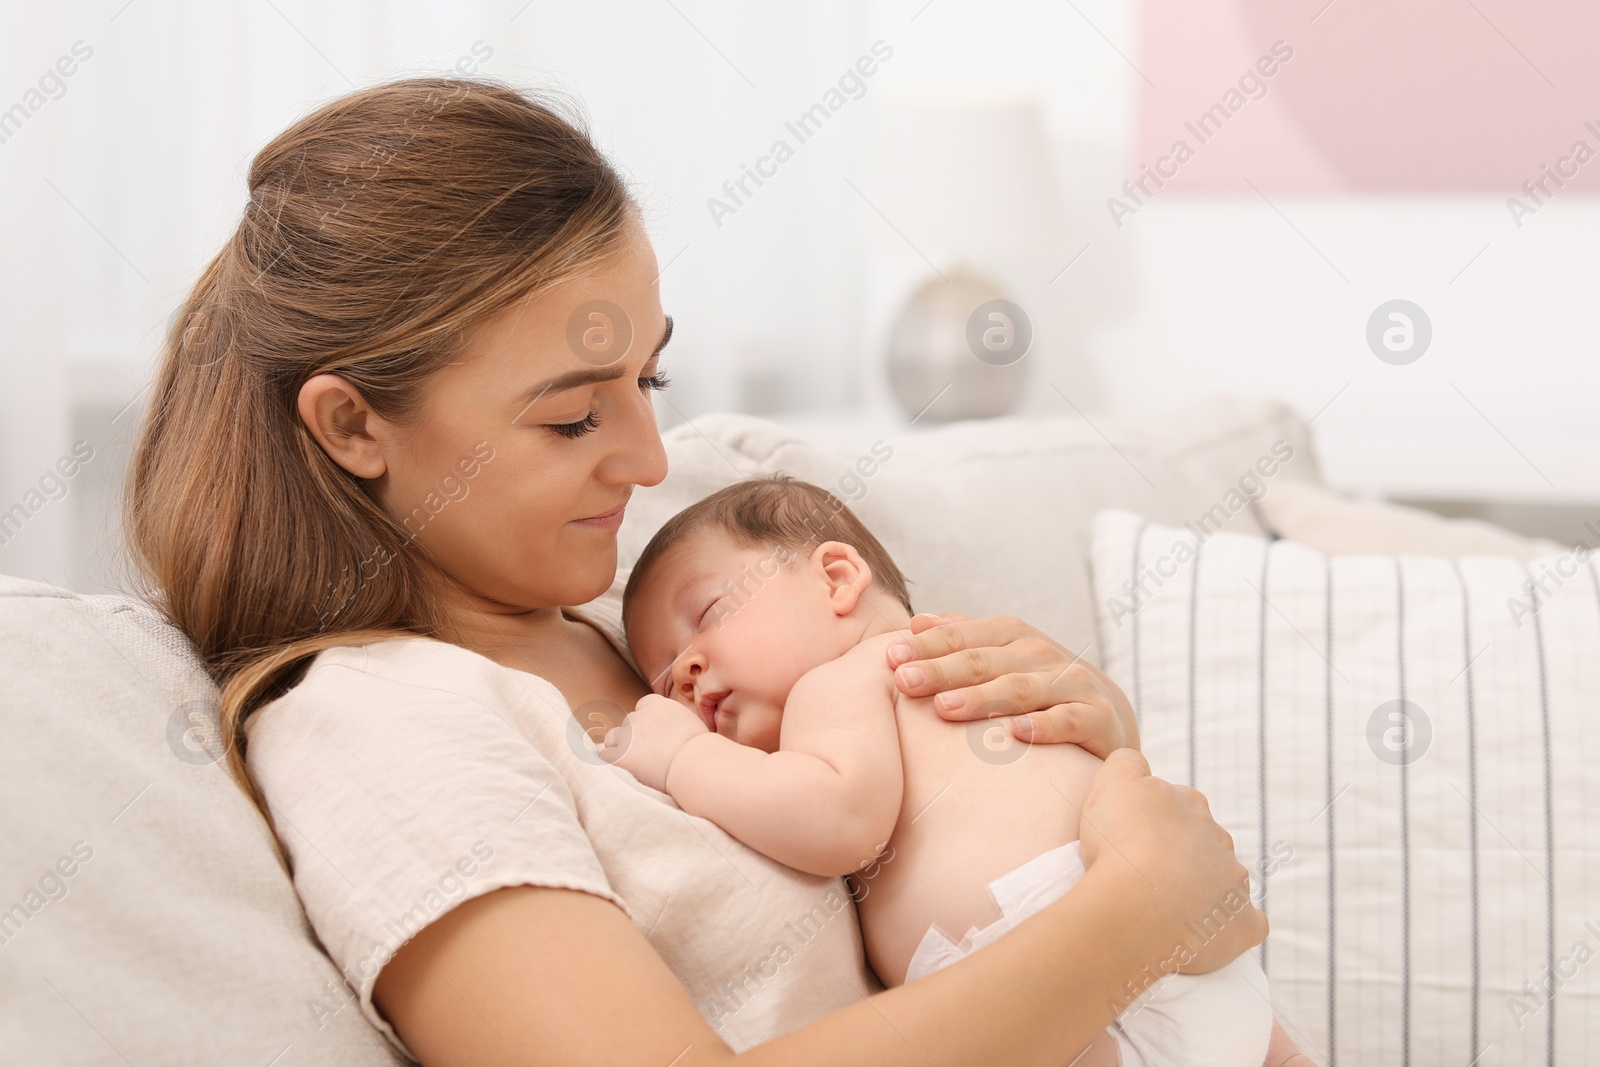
[549,411,602,438]
[547,369,671,439]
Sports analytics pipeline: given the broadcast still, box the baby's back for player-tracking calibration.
[846,634,1103,988]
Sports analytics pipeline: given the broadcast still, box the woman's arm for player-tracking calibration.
[375,750,1266,1067]
[1264,1021,1314,1066]
[886,612,1138,754]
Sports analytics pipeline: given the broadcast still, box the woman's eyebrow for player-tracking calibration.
[511,315,673,409]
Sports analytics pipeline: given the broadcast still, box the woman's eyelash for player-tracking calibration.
[549,411,601,438]
[549,371,670,439]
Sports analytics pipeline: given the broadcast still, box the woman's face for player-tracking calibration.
[372,221,671,614]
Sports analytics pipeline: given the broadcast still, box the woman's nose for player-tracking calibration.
[602,386,668,489]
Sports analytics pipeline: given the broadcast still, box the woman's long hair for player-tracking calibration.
[123,78,635,824]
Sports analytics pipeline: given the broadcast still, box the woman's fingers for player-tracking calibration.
[1098,746,1151,778]
[1181,855,1267,974]
[901,611,1017,647]
[890,611,1140,755]
[925,668,1055,720]
[1077,748,1151,873]
[887,615,1036,688]
[1079,755,1267,975]
[895,663,1129,754]
[888,632,1080,707]
[1007,700,1129,757]
[907,610,972,633]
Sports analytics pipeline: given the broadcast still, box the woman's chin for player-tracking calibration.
[560,550,621,606]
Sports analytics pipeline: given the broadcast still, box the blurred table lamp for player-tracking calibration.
[870,99,1066,421]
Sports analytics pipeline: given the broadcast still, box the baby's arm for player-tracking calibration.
[658,650,903,877]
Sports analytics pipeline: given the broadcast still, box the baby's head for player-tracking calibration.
[623,476,912,751]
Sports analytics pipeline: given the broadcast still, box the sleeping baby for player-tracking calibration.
[605,475,1274,1066]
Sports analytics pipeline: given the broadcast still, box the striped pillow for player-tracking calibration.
[1089,509,1599,1067]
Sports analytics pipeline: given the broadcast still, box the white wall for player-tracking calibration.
[1093,196,1600,501]
[0,0,1593,589]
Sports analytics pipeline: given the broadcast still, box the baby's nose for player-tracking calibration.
[671,658,701,699]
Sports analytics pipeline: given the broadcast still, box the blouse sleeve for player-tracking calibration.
[244,643,629,1062]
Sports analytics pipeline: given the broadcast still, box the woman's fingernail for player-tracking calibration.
[935,691,965,713]
[1012,714,1035,739]
[887,643,914,667]
[896,664,925,688]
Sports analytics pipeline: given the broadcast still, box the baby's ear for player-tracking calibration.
[814,541,872,614]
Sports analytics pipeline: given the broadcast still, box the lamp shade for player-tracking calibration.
[868,98,1066,268]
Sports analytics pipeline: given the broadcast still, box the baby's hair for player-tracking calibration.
[623,475,913,633]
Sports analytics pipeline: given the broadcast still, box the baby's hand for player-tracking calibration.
[602,694,709,793]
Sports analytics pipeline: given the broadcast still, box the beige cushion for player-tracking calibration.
[619,396,1321,663]
[1255,479,1564,561]
[0,576,404,1066]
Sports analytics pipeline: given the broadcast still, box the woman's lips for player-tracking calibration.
[572,503,626,530]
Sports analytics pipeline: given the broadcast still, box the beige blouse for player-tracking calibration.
[245,582,881,1061]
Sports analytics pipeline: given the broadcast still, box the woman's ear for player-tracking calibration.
[297,373,390,479]
[812,541,873,616]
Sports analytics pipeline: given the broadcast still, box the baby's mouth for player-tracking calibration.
[698,691,728,732]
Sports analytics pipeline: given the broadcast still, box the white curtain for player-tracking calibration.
[0,0,1143,590]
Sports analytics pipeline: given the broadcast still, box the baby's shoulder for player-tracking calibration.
[793,632,900,697]
[839,631,905,676]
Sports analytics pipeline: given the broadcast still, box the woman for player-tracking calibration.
[124,78,1285,1065]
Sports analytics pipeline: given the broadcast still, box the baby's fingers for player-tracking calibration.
[599,723,631,765]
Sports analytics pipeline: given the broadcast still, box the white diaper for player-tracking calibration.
[904,841,1273,1067]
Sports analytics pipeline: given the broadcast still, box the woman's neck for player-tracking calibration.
[452,603,572,660]
[428,568,574,662]
[428,567,646,723]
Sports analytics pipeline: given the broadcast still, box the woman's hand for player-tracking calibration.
[1078,750,1266,976]
[601,694,708,793]
[886,612,1138,757]
[1263,1021,1314,1066]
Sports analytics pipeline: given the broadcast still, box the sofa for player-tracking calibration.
[1,396,1567,1065]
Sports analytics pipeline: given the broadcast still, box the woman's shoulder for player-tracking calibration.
[245,633,570,772]
[238,634,633,1062]
[280,563,630,702]
[301,631,521,684]
[284,633,560,712]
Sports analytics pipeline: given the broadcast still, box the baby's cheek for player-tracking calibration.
[741,707,785,753]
